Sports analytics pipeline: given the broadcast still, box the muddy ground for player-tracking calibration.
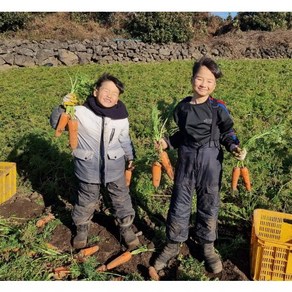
[0,191,251,281]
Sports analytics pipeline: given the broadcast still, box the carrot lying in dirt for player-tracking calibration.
[240,166,252,191]
[45,243,60,251]
[36,213,55,228]
[231,165,241,191]
[97,246,153,272]
[148,266,160,281]
[55,112,70,137]
[77,245,100,258]
[152,161,162,188]
[53,266,70,280]
[159,150,174,180]
[106,250,133,270]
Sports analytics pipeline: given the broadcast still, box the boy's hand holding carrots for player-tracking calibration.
[63,93,78,106]
[127,160,135,170]
[232,146,247,161]
[154,138,168,151]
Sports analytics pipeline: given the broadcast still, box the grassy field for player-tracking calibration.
[0,59,291,280]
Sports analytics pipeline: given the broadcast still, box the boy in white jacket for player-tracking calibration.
[50,73,139,250]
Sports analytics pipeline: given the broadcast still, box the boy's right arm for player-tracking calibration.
[163,131,183,150]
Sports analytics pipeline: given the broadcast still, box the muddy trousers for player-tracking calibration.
[72,175,135,226]
[166,142,223,244]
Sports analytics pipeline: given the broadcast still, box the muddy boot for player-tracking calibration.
[153,240,180,271]
[73,224,89,249]
[118,216,140,250]
[201,243,223,274]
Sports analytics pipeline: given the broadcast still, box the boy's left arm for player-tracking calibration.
[217,106,247,160]
[119,119,135,163]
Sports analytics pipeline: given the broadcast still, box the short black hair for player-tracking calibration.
[192,56,223,79]
[94,73,125,94]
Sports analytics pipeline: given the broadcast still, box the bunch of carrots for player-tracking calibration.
[55,75,82,150]
[231,161,252,192]
[151,105,174,188]
[230,124,284,193]
[55,102,78,150]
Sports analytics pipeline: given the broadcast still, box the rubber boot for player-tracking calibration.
[153,240,180,271]
[73,224,89,249]
[118,216,140,250]
[201,243,223,274]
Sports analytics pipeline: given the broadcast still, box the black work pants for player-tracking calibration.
[72,175,135,226]
[166,142,223,243]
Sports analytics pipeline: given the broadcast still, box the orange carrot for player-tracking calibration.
[53,266,70,280]
[152,161,162,188]
[36,213,55,228]
[68,118,78,149]
[159,150,174,180]
[106,250,132,270]
[231,166,241,191]
[148,266,160,281]
[96,264,107,272]
[241,166,252,191]
[78,245,100,257]
[125,169,132,187]
[55,112,70,137]
[45,243,60,251]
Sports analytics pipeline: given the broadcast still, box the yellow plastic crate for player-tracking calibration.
[0,162,17,204]
[251,208,292,281]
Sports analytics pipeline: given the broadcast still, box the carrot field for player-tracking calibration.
[0,59,291,280]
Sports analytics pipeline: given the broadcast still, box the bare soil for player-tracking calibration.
[0,191,251,281]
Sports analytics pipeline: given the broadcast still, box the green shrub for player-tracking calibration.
[0,12,32,32]
[69,12,113,25]
[237,12,291,31]
[125,12,194,44]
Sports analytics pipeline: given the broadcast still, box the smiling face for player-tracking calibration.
[192,65,216,100]
[93,80,120,108]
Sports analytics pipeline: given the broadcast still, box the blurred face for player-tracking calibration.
[192,66,216,99]
[93,80,120,108]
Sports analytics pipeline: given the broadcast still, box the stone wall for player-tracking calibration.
[0,38,291,69]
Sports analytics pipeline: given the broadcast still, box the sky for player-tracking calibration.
[212,12,238,19]
[1,1,290,12]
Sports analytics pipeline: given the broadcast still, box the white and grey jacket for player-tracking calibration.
[50,105,135,184]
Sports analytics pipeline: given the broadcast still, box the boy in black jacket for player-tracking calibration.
[153,57,247,274]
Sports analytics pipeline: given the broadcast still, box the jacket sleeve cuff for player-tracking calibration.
[229,144,238,153]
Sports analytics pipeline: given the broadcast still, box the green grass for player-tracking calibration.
[0,59,291,280]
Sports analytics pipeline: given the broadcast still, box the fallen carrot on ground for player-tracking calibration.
[36,213,55,228]
[148,266,160,281]
[45,243,60,251]
[98,246,153,272]
[106,250,132,270]
[96,264,107,272]
[77,245,100,257]
[53,266,70,280]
